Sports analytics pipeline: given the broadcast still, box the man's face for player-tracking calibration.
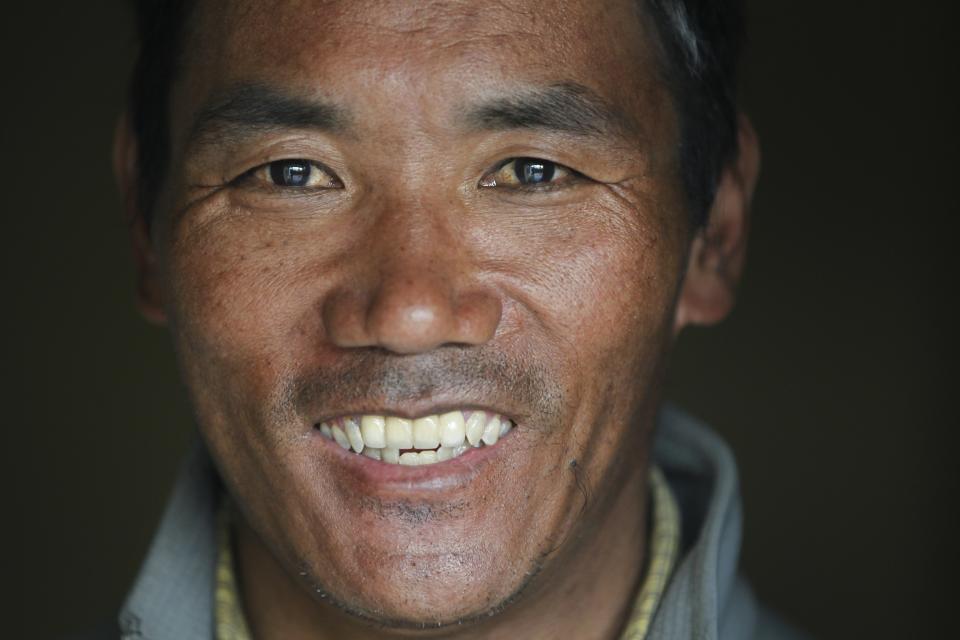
[146,0,693,626]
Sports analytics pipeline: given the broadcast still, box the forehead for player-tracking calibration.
[179,0,663,125]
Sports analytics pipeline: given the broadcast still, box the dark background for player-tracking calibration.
[4,2,956,637]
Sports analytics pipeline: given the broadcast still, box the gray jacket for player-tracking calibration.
[89,406,806,639]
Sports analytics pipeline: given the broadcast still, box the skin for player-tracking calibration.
[115,0,759,638]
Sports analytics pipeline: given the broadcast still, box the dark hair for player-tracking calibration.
[128,0,743,226]
[645,0,744,225]
[128,0,194,222]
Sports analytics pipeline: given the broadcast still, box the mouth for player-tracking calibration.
[316,410,514,466]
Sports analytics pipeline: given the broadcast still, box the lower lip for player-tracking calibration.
[312,430,510,493]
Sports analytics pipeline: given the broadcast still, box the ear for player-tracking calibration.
[674,114,761,333]
[113,112,167,325]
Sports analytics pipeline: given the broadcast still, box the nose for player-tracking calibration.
[322,214,502,355]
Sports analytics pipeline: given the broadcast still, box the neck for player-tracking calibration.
[234,463,649,640]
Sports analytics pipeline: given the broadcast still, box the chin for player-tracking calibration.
[298,544,538,629]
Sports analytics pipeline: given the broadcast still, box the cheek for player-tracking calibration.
[484,196,687,372]
[166,214,304,343]
[159,213,323,411]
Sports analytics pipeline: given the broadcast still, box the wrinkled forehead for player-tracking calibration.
[175,0,664,128]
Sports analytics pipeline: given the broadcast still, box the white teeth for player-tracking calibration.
[412,415,440,449]
[345,418,364,453]
[331,424,351,450]
[465,411,486,446]
[439,411,466,448]
[481,415,500,446]
[385,417,413,449]
[319,411,514,466]
[360,415,386,449]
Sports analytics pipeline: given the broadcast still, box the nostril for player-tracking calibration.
[322,289,371,348]
[453,291,502,344]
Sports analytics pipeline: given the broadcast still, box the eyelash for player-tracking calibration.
[480,157,582,192]
[232,159,343,194]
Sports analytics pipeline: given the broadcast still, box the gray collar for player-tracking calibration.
[648,405,759,639]
[120,444,218,639]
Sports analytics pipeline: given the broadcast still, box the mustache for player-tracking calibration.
[280,346,564,424]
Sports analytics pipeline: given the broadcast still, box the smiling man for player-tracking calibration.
[105,0,801,638]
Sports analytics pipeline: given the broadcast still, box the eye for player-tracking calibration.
[249,159,343,189]
[479,157,575,189]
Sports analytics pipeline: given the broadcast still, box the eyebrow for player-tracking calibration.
[185,81,635,155]
[461,82,637,141]
[186,83,351,151]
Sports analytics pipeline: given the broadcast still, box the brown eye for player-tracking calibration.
[480,157,573,188]
[258,159,342,189]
